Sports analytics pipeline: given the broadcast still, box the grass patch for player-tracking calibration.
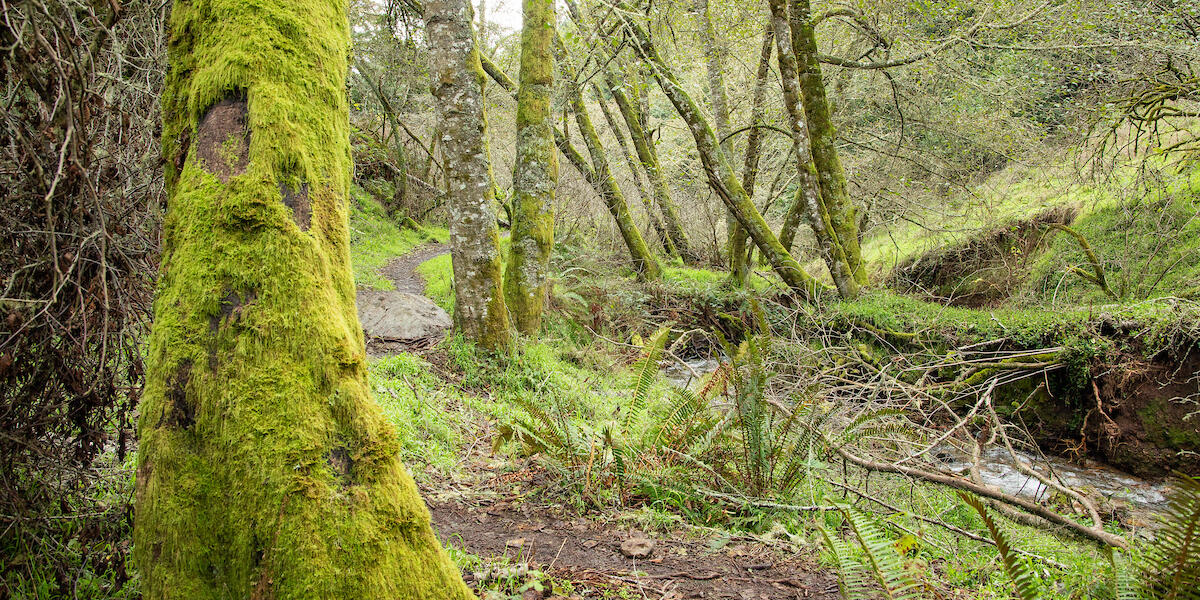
[349,185,448,290]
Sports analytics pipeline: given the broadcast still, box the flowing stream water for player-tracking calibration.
[661,356,1173,517]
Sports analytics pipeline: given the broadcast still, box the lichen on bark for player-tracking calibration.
[504,0,558,335]
[426,0,512,349]
[136,1,476,598]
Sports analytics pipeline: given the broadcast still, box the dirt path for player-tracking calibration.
[380,242,838,598]
[380,241,449,294]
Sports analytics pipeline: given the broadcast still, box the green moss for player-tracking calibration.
[137,1,474,597]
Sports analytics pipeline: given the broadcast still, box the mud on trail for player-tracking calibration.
[420,439,837,600]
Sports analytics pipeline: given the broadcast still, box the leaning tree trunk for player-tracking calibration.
[607,73,697,264]
[736,25,775,281]
[618,7,820,298]
[560,41,661,281]
[135,1,475,598]
[427,0,511,349]
[769,0,859,299]
[790,0,867,286]
[593,84,678,259]
[504,0,558,334]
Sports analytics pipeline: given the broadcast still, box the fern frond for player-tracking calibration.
[841,506,921,600]
[625,327,670,430]
[1142,472,1200,600]
[958,492,1044,600]
[1111,549,1145,600]
[821,524,875,600]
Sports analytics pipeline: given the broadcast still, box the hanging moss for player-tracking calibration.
[137,1,475,598]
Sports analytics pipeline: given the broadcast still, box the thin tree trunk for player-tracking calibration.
[608,73,697,264]
[618,7,820,298]
[769,0,859,298]
[505,0,558,334]
[790,0,867,286]
[695,0,744,278]
[135,1,475,597]
[355,60,409,216]
[593,84,678,259]
[736,25,775,282]
[426,0,511,349]
[560,43,661,281]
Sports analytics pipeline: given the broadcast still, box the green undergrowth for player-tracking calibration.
[848,161,1200,305]
[350,185,448,290]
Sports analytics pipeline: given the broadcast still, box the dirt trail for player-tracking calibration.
[381,241,449,294]
[382,242,838,598]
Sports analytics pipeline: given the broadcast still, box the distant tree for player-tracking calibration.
[134,1,475,597]
[426,0,512,349]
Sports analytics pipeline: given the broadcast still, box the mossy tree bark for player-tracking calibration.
[607,73,697,265]
[426,0,511,349]
[504,0,558,335]
[618,7,821,299]
[135,1,475,598]
[593,84,678,259]
[735,25,776,282]
[769,0,859,299]
[558,38,661,281]
[790,0,867,286]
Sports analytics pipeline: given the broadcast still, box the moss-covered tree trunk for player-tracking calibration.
[607,75,696,265]
[593,84,678,259]
[426,0,511,349]
[735,25,775,282]
[134,1,475,598]
[504,0,558,335]
[559,42,661,281]
[790,0,867,286]
[619,7,820,298]
[769,0,859,299]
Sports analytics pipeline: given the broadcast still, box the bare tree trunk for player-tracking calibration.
[505,0,558,334]
[769,0,859,298]
[135,1,475,597]
[427,0,511,349]
[695,0,745,279]
[790,0,867,286]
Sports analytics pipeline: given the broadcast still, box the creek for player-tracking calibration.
[661,356,1172,517]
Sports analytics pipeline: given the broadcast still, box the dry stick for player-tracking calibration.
[985,394,1104,530]
[827,436,1128,548]
[821,476,1069,570]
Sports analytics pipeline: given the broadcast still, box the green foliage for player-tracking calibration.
[1140,473,1200,600]
[823,505,920,600]
[958,492,1044,600]
[368,353,470,477]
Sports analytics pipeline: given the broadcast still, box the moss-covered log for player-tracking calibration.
[504,0,558,334]
[135,1,475,597]
[426,0,511,349]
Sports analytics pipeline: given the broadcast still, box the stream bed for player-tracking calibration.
[661,356,1173,517]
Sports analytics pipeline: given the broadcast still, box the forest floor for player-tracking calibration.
[374,247,840,600]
